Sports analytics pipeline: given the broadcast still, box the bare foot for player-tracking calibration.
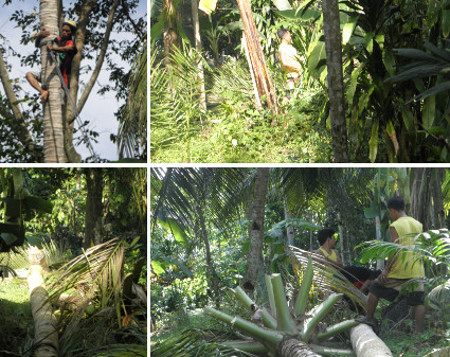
[40,90,49,102]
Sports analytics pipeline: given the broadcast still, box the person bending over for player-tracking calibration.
[362,195,426,334]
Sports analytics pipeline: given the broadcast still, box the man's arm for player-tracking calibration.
[378,226,398,284]
[48,41,75,52]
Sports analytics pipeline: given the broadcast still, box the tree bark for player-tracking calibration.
[27,264,58,357]
[196,202,221,308]
[40,0,66,163]
[243,168,270,293]
[411,168,433,230]
[84,169,104,248]
[431,169,445,229]
[163,0,179,67]
[284,200,295,247]
[322,0,349,162]
[191,0,206,109]
[279,336,321,357]
[350,324,393,357]
[0,49,39,159]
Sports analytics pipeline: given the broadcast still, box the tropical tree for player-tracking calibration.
[39,0,66,162]
[117,39,147,160]
[0,0,146,163]
[322,0,348,162]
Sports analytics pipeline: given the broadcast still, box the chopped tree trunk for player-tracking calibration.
[236,0,279,116]
[350,324,393,357]
[279,336,321,357]
[27,262,59,357]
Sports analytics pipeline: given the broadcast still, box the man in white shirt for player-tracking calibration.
[278,29,304,90]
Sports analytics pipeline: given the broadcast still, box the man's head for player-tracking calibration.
[387,195,405,220]
[318,228,336,247]
[278,29,291,43]
[62,20,76,38]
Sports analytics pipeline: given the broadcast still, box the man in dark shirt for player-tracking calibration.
[26,20,77,102]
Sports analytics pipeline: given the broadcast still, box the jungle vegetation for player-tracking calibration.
[151,167,450,357]
[0,168,147,356]
[151,0,450,163]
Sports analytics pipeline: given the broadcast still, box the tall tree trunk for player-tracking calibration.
[40,0,66,162]
[0,50,39,159]
[243,168,270,293]
[236,0,279,116]
[191,0,207,109]
[163,0,179,67]
[284,200,295,246]
[196,202,221,308]
[322,0,348,162]
[431,169,445,228]
[411,168,433,230]
[27,258,58,357]
[84,169,104,248]
[337,211,351,265]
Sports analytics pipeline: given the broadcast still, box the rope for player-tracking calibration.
[48,50,97,160]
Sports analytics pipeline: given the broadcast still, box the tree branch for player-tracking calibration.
[75,0,120,117]
[0,47,38,159]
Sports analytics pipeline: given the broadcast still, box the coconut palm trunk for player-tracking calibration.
[243,168,270,293]
[322,0,348,162]
[40,0,67,163]
[27,258,58,357]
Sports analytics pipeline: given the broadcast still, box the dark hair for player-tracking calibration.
[387,196,405,211]
[278,28,289,39]
[318,228,335,246]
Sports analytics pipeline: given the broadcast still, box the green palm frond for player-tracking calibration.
[386,41,450,102]
[119,38,147,159]
[289,246,368,311]
[50,238,126,343]
[357,229,450,270]
[151,329,248,357]
[80,344,147,356]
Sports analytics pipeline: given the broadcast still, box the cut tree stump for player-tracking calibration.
[350,323,392,357]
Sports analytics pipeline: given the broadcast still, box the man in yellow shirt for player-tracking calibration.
[278,29,304,90]
[315,228,343,268]
[363,196,426,333]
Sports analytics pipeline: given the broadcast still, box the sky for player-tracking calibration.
[0,0,147,162]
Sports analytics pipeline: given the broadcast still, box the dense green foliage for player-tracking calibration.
[151,0,450,163]
[0,168,147,356]
[151,167,450,356]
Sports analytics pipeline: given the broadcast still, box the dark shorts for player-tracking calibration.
[369,281,425,306]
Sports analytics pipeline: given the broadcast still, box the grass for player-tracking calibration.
[0,277,33,356]
[151,88,333,163]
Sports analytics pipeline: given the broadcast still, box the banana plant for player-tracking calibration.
[205,257,360,356]
[0,168,53,252]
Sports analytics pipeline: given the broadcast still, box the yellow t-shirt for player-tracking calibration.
[318,247,339,264]
[388,216,425,279]
[279,42,301,77]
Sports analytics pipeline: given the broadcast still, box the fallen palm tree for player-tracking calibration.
[27,246,59,357]
[205,256,393,356]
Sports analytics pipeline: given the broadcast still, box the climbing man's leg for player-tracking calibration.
[25,72,48,102]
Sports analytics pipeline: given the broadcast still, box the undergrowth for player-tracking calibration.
[151,49,333,163]
[0,278,33,356]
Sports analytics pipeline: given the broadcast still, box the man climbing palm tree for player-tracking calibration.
[25,20,77,102]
